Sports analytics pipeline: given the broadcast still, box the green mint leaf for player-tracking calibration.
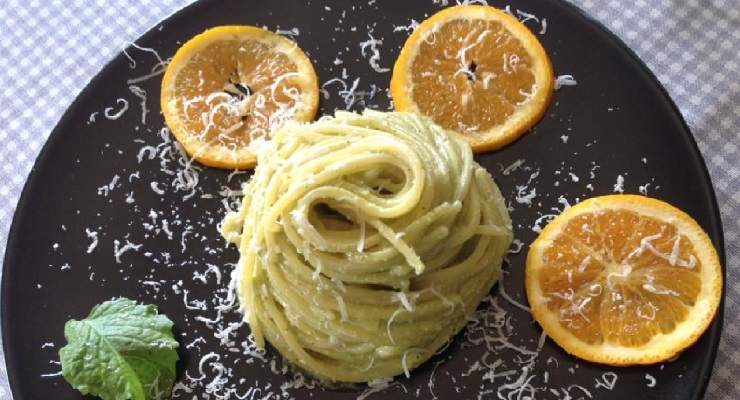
[59,297,179,400]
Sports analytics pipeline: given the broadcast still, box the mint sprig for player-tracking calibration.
[59,297,179,400]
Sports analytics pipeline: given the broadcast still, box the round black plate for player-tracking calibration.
[2,0,724,399]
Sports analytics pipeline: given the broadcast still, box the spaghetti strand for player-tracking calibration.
[221,110,512,382]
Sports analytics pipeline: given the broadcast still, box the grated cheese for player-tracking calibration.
[104,98,129,120]
[113,239,142,263]
[555,75,578,90]
[85,229,98,254]
[613,174,625,193]
[594,371,618,390]
[275,27,300,38]
[514,185,537,205]
[97,174,120,196]
[128,85,149,125]
[359,33,391,73]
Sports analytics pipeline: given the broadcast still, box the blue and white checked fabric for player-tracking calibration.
[0,0,737,398]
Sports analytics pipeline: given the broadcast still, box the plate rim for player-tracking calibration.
[558,3,726,399]
[1,0,725,399]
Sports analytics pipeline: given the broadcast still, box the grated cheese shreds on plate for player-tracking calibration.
[30,2,682,398]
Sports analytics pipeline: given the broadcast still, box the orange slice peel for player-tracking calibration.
[391,5,554,152]
[526,194,723,365]
[161,25,319,169]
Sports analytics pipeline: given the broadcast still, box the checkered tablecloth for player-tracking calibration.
[0,0,737,399]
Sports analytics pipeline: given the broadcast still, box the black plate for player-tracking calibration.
[2,0,725,399]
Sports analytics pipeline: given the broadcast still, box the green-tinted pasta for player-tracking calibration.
[221,110,512,382]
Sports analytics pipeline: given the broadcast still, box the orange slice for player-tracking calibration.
[161,26,319,169]
[526,195,723,365]
[390,5,554,152]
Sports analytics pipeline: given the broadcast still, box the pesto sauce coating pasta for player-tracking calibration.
[221,110,512,382]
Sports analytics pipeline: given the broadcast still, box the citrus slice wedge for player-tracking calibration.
[390,5,554,152]
[161,26,319,169]
[526,195,723,365]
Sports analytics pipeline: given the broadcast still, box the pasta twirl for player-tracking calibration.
[221,110,512,382]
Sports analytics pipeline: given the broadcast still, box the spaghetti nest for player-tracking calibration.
[221,110,512,382]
